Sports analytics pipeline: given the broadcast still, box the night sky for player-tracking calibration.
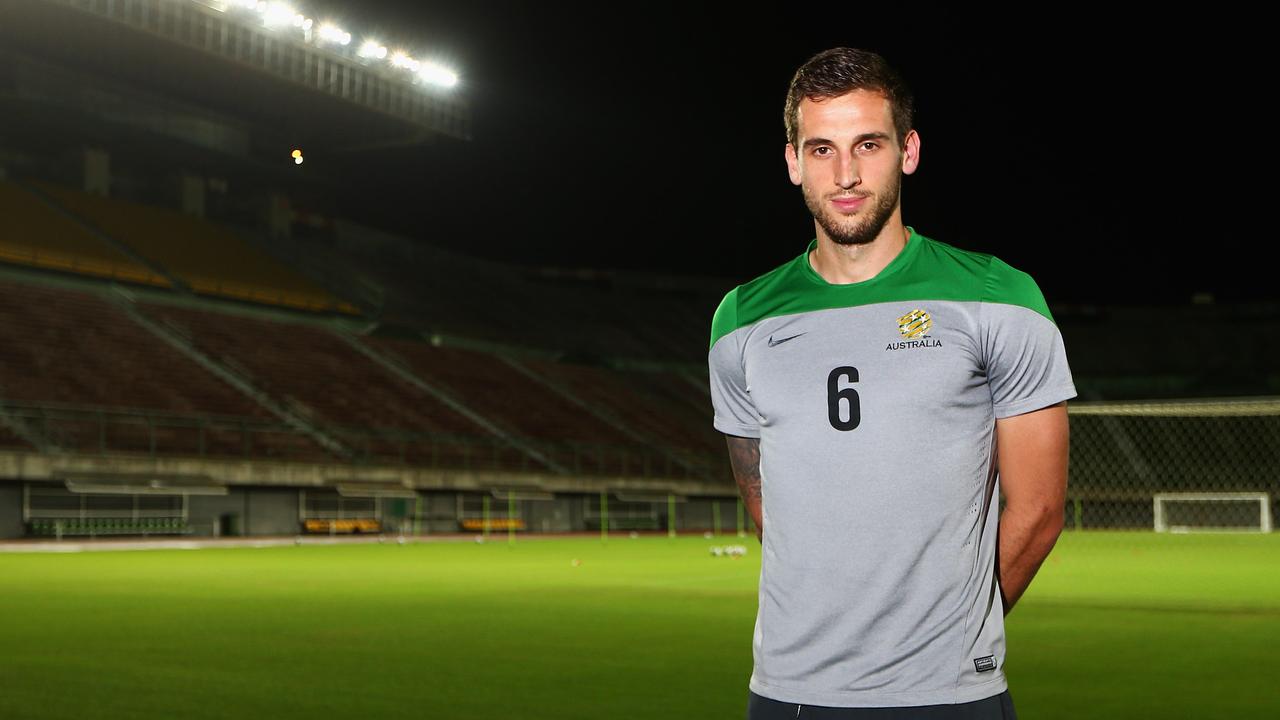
[303,2,1270,306]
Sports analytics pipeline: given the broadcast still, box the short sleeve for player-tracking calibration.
[708,288,761,437]
[981,259,1078,419]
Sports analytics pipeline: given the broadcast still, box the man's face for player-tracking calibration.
[785,89,919,246]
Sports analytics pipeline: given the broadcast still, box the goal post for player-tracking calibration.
[1152,492,1273,533]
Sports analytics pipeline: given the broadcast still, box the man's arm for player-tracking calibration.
[995,401,1069,615]
[724,434,763,542]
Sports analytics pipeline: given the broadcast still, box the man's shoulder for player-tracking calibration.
[916,233,1053,322]
[709,287,740,352]
[982,256,1054,322]
[709,250,804,351]
[914,231,997,286]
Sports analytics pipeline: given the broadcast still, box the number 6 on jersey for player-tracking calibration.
[827,366,860,431]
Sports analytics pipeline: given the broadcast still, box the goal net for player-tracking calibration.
[1065,397,1279,531]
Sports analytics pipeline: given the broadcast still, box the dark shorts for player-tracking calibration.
[747,689,1017,720]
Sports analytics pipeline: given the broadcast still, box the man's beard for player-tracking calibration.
[803,172,901,246]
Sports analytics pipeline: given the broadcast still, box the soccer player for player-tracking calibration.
[707,48,1075,719]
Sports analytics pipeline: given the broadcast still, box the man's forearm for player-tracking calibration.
[724,435,763,541]
[993,402,1070,615]
[996,502,1063,615]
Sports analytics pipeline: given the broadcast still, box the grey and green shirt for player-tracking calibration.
[708,226,1076,707]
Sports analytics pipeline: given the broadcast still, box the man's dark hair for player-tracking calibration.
[784,47,915,150]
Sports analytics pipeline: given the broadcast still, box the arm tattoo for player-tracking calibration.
[725,435,762,502]
[725,435,763,538]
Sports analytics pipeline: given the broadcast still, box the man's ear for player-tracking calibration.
[784,142,802,186]
[901,130,921,176]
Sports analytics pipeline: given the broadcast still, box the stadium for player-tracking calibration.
[0,2,1276,718]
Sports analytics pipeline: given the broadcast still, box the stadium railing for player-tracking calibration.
[0,399,728,480]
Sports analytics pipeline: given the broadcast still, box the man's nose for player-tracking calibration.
[835,155,860,188]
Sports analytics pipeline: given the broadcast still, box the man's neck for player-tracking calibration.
[808,221,910,285]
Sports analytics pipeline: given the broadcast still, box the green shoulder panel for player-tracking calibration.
[708,229,1055,349]
[709,286,740,351]
[982,256,1055,325]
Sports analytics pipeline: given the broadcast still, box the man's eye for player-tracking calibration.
[860,142,879,151]
[813,147,831,156]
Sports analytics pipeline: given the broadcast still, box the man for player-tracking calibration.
[707,48,1075,719]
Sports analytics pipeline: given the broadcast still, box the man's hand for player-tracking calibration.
[995,401,1069,615]
[724,435,763,542]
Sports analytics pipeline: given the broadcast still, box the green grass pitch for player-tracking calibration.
[1,531,1276,719]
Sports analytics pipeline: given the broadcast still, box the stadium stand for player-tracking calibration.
[627,369,715,429]
[133,301,562,470]
[316,220,720,364]
[0,264,725,478]
[0,180,169,287]
[363,338,637,449]
[0,275,329,460]
[135,302,483,433]
[27,180,357,314]
[0,278,269,415]
[516,357,720,460]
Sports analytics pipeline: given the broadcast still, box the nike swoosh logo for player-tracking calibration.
[767,332,806,347]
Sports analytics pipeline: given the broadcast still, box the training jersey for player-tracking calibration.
[707,226,1076,707]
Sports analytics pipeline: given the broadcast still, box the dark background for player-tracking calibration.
[190,2,1274,305]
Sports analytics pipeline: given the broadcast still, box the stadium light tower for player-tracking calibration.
[28,0,470,138]
[194,0,459,91]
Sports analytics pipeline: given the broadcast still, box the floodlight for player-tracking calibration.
[417,61,458,88]
[390,51,420,72]
[317,23,351,46]
[260,2,297,28]
[358,39,388,59]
